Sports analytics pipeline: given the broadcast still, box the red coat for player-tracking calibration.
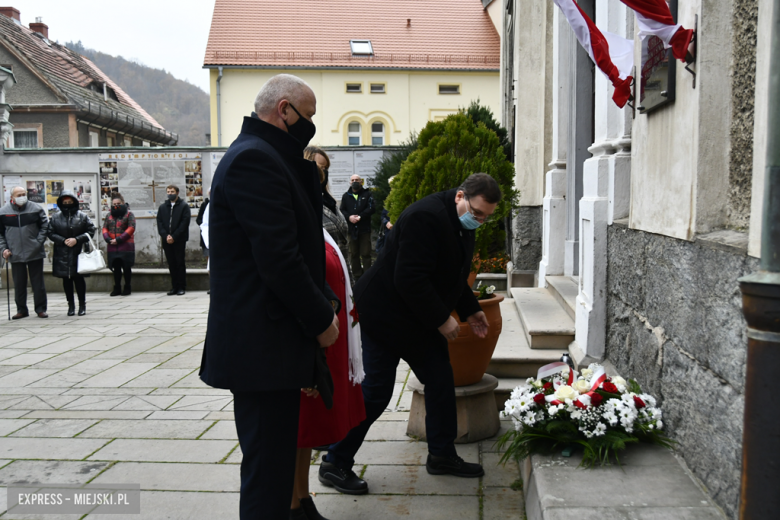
[298,242,366,448]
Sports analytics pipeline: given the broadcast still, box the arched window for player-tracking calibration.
[348,122,361,145]
[371,122,385,145]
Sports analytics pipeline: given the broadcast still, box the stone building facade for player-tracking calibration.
[501,0,765,516]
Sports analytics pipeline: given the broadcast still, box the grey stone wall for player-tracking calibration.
[9,112,69,147]
[728,0,758,230]
[605,221,757,519]
[0,47,61,105]
[511,205,542,270]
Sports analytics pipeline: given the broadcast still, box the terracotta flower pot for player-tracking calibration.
[448,292,504,386]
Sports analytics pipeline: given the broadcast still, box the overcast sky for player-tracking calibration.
[15,0,216,93]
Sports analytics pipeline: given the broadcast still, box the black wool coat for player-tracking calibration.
[156,198,191,242]
[199,116,338,392]
[354,188,482,363]
[48,191,96,279]
[340,187,374,238]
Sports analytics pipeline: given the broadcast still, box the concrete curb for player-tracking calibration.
[521,444,727,520]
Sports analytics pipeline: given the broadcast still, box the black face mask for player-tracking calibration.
[167,194,178,202]
[321,168,329,191]
[59,203,77,215]
[111,204,127,218]
[351,182,362,191]
[284,103,316,149]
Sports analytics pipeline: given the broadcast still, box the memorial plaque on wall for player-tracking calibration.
[639,0,677,114]
[98,152,201,217]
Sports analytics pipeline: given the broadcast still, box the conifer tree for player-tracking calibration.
[385,113,518,259]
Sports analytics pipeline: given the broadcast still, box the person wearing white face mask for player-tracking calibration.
[0,186,50,319]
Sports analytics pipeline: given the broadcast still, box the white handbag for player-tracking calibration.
[77,236,107,274]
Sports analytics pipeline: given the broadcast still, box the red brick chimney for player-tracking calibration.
[0,7,20,22]
[30,17,48,39]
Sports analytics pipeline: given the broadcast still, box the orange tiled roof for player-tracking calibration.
[0,13,164,129]
[204,0,500,70]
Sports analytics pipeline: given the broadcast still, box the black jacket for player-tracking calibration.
[48,191,96,279]
[354,188,481,362]
[340,186,374,239]
[200,115,339,392]
[196,198,210,249]
[156,197,191,242]
[0,200,49,264]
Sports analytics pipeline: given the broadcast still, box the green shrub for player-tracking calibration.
[367,133,418,230]
[385,113,518,260]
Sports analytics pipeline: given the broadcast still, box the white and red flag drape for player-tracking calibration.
[553,0,634,108]
[619,0,694,61]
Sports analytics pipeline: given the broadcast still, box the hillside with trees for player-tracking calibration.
[65,41,209,146]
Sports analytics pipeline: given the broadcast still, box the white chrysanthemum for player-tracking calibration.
[548,404,562,416]
[602,411,618,426]
[594,423,607,436]
[656,420,664,429]
[525,377,535,385]
[641,394,657,408]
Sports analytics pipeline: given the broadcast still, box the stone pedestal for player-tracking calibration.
[406,374,500,444]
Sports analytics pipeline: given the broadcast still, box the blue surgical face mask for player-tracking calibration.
[459,211,481,230]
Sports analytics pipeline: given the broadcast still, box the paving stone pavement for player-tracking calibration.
[0,291,524,519]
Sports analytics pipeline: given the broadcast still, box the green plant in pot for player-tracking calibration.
[385,112,518,386]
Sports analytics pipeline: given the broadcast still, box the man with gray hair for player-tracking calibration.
[200,74,341,519]
[0,186,50,318]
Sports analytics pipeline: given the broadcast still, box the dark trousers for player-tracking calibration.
[326,331,458,471]
[162,241,187,290]
[348,232,372,281]
[62,275,86,305]
[232,389,300,520]
[111,259,132,288]
[11,259,46,314]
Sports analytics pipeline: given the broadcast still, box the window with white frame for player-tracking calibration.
[346,83,362,93]
[142,141,151,147]
[123,136,132,147]
[348,122,361,145]
[106,135,115,147]
[370,83,386,94]
[11,129,39,148]
[371,122,385,145]
[89,130,99,147]
[438,84,461,95]
[350,40,373,55]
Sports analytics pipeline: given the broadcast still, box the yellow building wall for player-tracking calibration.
[209,69,499,148]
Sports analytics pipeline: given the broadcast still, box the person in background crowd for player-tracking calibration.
[156,185,191,296]
[199,194,210,295]
[304,146,350,267]
[0,185,50,319]
[291,228,366,520]
[340,174,374,282]
[320,173,500,494]
[198,73,341,520]
[103,193,135,296]
[375,175,396,255]
[196,189,210,261]
[48,191,96,316]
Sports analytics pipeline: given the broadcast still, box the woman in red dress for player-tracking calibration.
[289,160,366,520]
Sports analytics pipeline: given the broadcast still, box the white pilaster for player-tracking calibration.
[573,0,632,363]
[538,5,570,286]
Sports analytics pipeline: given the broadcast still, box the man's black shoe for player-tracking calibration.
[318,461,368,495]
[176,289,185,295]
[167,289,177,296]
[110,286,121,297]
[426,454,484,478]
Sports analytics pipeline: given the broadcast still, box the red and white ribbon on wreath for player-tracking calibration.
[537,363,608,407]
[619,0,695,61]
[553,0,635,108]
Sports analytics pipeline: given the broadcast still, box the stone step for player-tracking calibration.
[545,275,578,320]
[510,287,575,349]
[492,377,528,411]
[488,300,566,410]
